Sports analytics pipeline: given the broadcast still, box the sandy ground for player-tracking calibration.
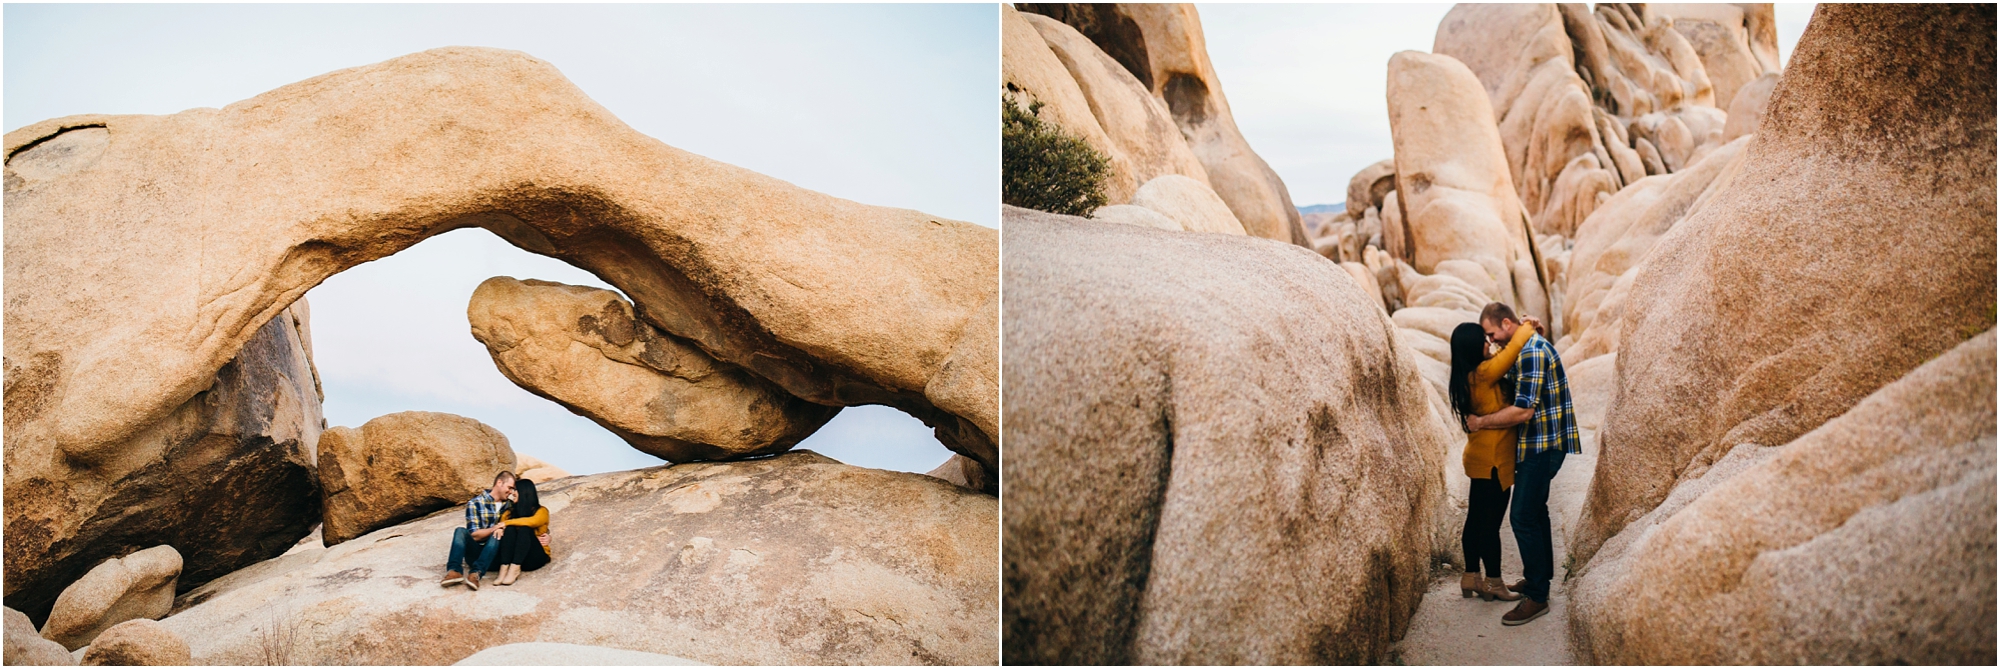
[1390,428,1599,666]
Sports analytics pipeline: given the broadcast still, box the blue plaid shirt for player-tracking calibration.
[1510,333,1582,461]
[464,490,510,532]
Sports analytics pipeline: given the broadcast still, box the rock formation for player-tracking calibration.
[1,301,320,625]
[160,452,999,665]
[925,454,989,493]
[1124,174,1247,235]
[1572,3,1996,566]
[317,412,518,547]
[38,547,180,651]
[4,46,998,611]
[76,620,189,667]
[1089,203,1181,231]
[467,277,840,462]
[453,642,703,666]
[1570,331,1995,664]
[1009,4,1309,245]
[514,454,570,483]
[5,607,73,666]
[1001,206,1452,664]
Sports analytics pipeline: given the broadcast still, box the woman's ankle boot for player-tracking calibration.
[1483,576,1522,601]
[1460,572,1480,598]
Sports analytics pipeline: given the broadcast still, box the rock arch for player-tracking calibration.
[4,47,996,618]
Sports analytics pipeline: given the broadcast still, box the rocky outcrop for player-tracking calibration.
[1572,2,1995,572]
[1020,9,1211,205]
[1719,72,1778,141]
[1649,4,1783,109]
[5,607,73,666]
[454,642,704,666]
[317,412,518,547]
[1090,204,1181,231]
[1,303,321,625]
[1002,5,1144,206]
[925,455,989,493]
[4,47,998,610]
[1385,50,1551,325]
[1570,331,1995,664]
[1001,206,1452,664]
[76,620,188,667]
[38,547,180,651]
[514,454,570,483]
[1126,174,1246,235]
[1015,3,1309,246]
[160,452,998,665]
[467,277,839,463]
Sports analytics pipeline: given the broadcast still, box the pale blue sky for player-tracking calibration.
[5,4,998,477]
[1201,3,1816,208]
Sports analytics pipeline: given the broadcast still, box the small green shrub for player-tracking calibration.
[1002,96,1111,217]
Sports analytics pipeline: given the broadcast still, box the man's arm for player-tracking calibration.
[1471,405,1534,430]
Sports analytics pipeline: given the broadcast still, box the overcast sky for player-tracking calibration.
[5,4,997,477]
[1201,3,1818,208]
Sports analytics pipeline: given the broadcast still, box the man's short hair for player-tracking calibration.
[1480,302,1518,325]
[494,471,516,485]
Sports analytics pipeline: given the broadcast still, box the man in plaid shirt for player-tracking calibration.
[442,471,515,590]
[1466,302,1581,626]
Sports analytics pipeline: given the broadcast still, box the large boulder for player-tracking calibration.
[1127,174,1246,235]
[1573,3,1996,567]
[3,47,998,611]
[1020,11,1212,201]
[1,303,320,625]
[1720,72,1779,142]
[5,607,72,666]
[467,277,839,463]
[160,452,998,665]
[1001,206,1451,664]
[317,412,518,547]
[1649,3,1783,110]
[514,454,571,483]
[1570,331,1995,664]
[1345,159,1397,216]
[1384,50,1549,323]
[1018,3,1309,246]
[1001,5,1135,204]
[1090,203,1181,231]
[38,546,180,651]
[75,620,188,667]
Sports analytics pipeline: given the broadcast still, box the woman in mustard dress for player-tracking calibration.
[1448,318,1537,601]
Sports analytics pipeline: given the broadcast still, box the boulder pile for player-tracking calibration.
[317,412,518,547]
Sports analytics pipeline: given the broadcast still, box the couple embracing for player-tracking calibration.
[441,471,553,590]
[1446,302,1582,626]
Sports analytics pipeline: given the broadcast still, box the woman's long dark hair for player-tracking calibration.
[1448,323,1489,432]
[509,478,541,520]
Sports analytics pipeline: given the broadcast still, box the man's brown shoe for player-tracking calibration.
[441,571,464,587]
[1501,599,1549,626]
[1507,578,1528,593]
[465,571,481,591]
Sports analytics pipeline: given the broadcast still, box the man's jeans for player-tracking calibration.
[447,527,501,575]
[1510,449,1566,603]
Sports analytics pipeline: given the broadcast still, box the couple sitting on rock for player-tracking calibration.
[441,471,552,590]
[1447,302,1582,626]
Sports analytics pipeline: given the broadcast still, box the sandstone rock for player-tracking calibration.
[468,277,838,463]
[454,642,705,666]
[4,607,72,666]
[1566,353,1617,432]
[1337,261,1386,312]
[1002,5,1135,204]
[1391,306,1479,344]
[1091,204,1181,231]
[317,412,518,547]
[1022,11,1212,199]
[1019,3,1309,246]
[161,452,997,665]
[75,620,187,667]
[1650,3,1783,109]
[1573,4,1996,565]
[1345,159,1398,216]
[1632,137,1666,175]
[1570,331,1996,664]
[2,301,321,625]
[38,547,180,651]
[1001,206,1450,664]
[1720,72,1779,141]
[4,48,998,611]
[1127,174,1247,235]
[1562,136,1749,363]
[924,454,989,493]
[1384,50,1547,323]
[514,454,571,483]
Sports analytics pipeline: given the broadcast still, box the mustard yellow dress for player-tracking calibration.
[1462,325,1534,489]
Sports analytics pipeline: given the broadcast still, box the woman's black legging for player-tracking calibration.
[1462,471,1512,578]
[496,530,550,571]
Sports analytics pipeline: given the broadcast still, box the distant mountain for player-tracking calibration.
[1296,202,1345,216]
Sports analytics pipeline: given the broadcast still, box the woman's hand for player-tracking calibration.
[538,533,550,548]
[1522,316,1547,338]
[493,526,505,540]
